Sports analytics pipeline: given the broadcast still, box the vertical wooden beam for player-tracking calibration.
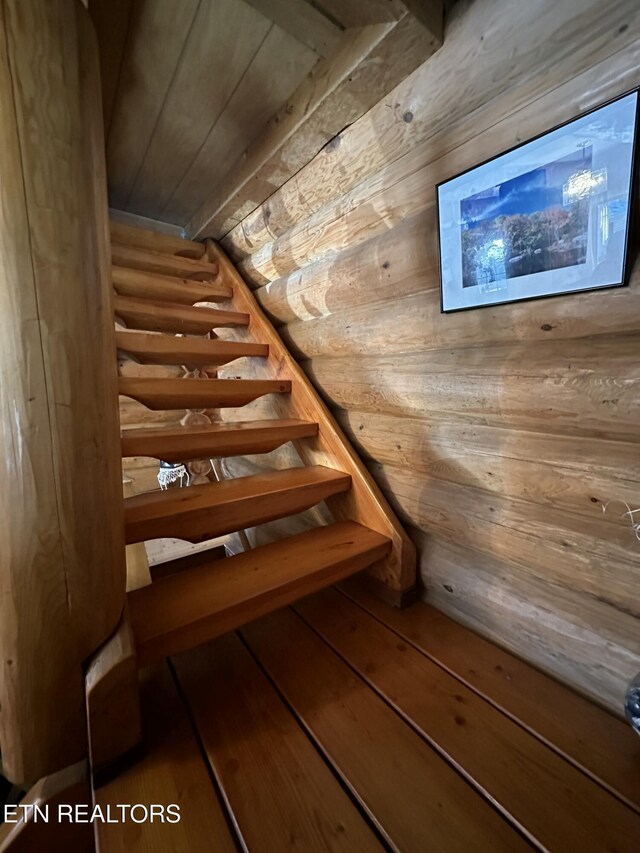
[0,0,125,783]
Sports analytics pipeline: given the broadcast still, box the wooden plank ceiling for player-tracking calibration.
[91,0,330,223]
[90,0,443,233]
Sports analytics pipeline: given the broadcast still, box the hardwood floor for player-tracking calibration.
[95,586,640,852]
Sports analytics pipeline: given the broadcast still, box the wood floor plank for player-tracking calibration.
[121,418,319,461]
[118,377,290,410]
[128,521,383,665]
[124,466,350,544]
[94,663,236,853]
[114,296,249,334]
[173,633,384,852]
[242,609,531,852]
[116,330,268,366]
[340,578,640,814]
[113,266,232,304]
[296,589,640,851]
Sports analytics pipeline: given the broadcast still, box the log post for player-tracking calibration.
[0,0,125,783]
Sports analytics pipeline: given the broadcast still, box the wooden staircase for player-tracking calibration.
[113,220,416,671]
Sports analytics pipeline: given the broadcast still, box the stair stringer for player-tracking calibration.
[208,240,417,606]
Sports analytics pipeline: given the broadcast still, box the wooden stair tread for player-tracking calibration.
[114,295,249,334]
[110,220,206,260]
[118,377,291,410]
[111,243,218,279]
[128,521,389,664]
[113,266,232,304]
[124,465,350,544]
[121,419,319,461]
[115,330,268,366]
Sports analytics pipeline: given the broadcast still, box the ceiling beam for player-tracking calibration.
[242,0,344,57]
[186,1,443,241]
[310,0,406,28]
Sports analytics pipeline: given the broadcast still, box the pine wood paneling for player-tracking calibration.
[97,1,443,230]
[186,15,442,239]
[88,0,133,132]
[228,0,640,710]
[125,0,272,219]
[234,27,640,285]
[242,0,343,56]
[312,0,405,28]
[161,24,320,224]
[96,0,330,224]
[105,0,201,209]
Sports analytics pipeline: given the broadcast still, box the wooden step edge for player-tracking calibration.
[115,331,268,366]
[111,244,218,280]
[113,296,249,334]
[118,377,292,411]
[112,266,232,304]
[128,522,391,665]
[121,419,319,461]
[123,465,351,545]
[110,219,206,260]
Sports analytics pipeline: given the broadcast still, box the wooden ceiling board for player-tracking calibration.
[127,0,272,219]
[89,0,134,133]
[98,0,441,228]
[105,0,201,210]
[242,0,343,56]
[161,23,319,224]
[312,0,406,28]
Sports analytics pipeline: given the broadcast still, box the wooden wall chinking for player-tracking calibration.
[215,0,640,713]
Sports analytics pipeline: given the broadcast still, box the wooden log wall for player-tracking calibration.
[0,0,125,783]
[221,0,640,712]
